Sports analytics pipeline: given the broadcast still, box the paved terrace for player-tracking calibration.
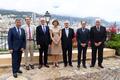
[0,48,118,80]
[0,57,120,80]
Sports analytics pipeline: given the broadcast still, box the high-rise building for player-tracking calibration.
[32,12,36,24]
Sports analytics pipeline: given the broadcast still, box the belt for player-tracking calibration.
[27,39,34,41]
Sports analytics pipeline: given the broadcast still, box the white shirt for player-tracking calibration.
[22,24,36,39]
[82,28,85,32]
[15,26,21,36]
[65,28,69,37]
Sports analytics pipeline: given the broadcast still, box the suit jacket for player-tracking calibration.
[61,28,74,49]
[36,25,51,46]
[90,26,107,46]
[8,27,26,51]
[22,24,36,40]
[77,28,90,45]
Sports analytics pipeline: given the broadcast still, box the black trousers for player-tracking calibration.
[39,45,48,65]
[62,46,72,66]
[12,51,22,74]
[78,45,87,66]
[91,45,104,66]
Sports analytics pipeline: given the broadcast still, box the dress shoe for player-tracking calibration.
[69,64,73,67]
[98,65,104,68]
[26,66,30,70]
[64,64,67,67]
[83,65,87,68]
[18,70,22,74]
[38,65,42,69]
[44,65,49,68]
[90,65,94,67]
[13,73,17,78]
[77,65,80,68]
[30,64,34,69]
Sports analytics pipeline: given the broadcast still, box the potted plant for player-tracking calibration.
[106,34,120,55]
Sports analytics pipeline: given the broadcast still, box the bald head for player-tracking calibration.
[39,17,46,25]
[64,20,70,28]
[95,19,101,27]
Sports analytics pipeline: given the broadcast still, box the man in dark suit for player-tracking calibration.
[90,19,107,68]
[36,18,51,69]
[76,21,90,68]
[8,19,26,78]
[61,21,74,67]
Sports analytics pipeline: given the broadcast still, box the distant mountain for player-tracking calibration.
[116,22,120,27]
[82,17,110,26]
[0,9,41,18]
[0,9,112,26]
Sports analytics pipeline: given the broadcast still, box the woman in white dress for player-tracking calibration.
[50,20,62,67]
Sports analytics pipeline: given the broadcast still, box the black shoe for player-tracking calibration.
[44,65,49,68]
[98,65,104,68]
[90,65,94,67]
[26,66,30,70]
[64,64,67,67]
[77,65,80,68]
[18,70,23,74]
[38,65,42,69]
[13,73,17,78]
[30,64,34,69]
[69,64,73,67]
[83,65,87,68]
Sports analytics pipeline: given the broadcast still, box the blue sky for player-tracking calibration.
[0,0,120,21]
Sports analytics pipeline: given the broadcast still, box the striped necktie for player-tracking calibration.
[29,27,31,39]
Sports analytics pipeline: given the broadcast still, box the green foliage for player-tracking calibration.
[0,48,7,51]
[106,34,120,49]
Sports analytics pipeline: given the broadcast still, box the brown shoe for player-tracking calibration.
[55,63,59,67]
[30,64,34,69]
[26,66,30,70]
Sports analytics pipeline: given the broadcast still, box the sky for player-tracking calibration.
[0,0,120,22]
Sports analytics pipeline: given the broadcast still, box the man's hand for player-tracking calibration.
[49,44,51,48]
[98,42,102,46]
[9,49,13,54]
[21,48,24,52]
[37,45,41,49]
[95,43,98,46]
[81,43,86,47]
[95,42,102,47]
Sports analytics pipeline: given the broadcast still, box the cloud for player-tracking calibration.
[0,0,119,21]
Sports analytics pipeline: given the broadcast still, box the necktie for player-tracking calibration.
[29,27,31,39]
[43,26,46,33]
[18,28,20,36]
